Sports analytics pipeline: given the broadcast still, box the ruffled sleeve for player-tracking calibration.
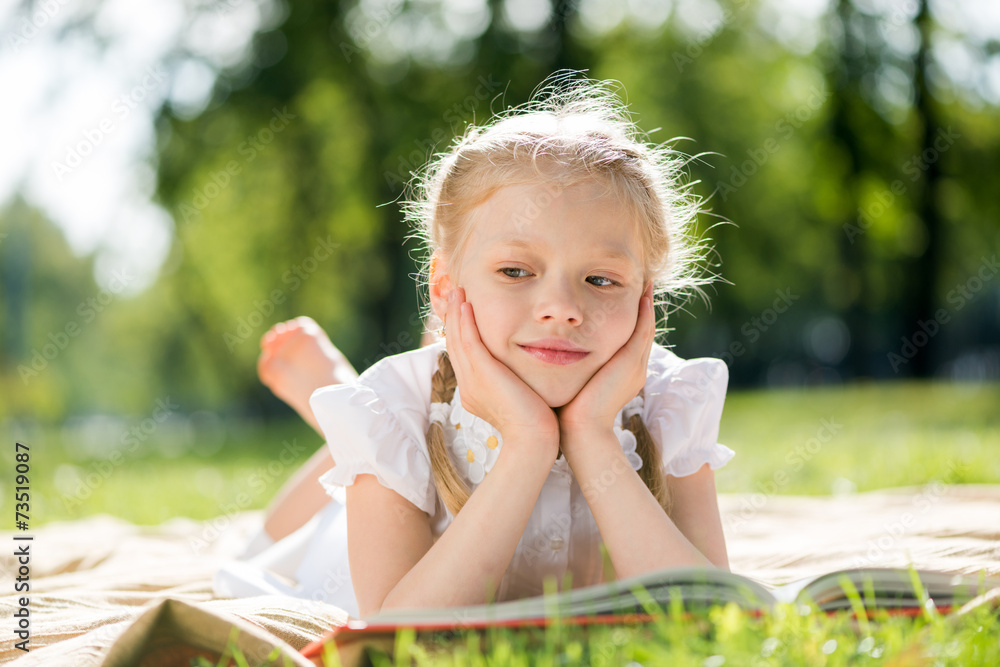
[642,345,735,477]
[308,344,443,517]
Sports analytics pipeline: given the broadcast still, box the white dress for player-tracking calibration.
[213,341,734,618]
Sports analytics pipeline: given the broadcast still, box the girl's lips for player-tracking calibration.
[518,344,590,365]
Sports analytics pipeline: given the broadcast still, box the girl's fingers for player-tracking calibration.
[453,296,495,385]
[445,287,481,385]
[618,292,654,366]
[639,294,655,356]
[460,301,484,358]
[638,297,654,374]
[631,294,655,382]
[588,290,654,402]
[444,288,465,374]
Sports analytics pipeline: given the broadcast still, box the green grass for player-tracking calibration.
[363,601,1000,667]
[1,418,323,525]
[199,594,1000,666]
[714,380,1000,496]
[2,380,998,526]
[5,381,1000,666]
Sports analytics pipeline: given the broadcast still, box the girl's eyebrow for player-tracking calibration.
[491,236,637,264]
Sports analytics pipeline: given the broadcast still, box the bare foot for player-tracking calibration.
[258,316,358,432]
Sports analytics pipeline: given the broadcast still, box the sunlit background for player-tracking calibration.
[1,0,998,523]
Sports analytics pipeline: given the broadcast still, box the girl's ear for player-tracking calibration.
[428,253,454,321]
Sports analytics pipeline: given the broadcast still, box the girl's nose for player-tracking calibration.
[534,279,583,325]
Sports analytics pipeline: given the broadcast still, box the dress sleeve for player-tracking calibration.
[643,349,735,477]
[309,379,438,517]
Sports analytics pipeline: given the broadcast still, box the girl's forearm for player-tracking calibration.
[379,441,555,612]
[564,432,712,579]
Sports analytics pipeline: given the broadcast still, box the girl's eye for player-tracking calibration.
[499,267,531,279]
[586,275,620,287]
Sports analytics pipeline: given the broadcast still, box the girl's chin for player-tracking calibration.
[504,358,593,408]
[532,381,586,409]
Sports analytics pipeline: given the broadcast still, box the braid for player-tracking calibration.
[624,397,673,517]
[425,351,472,516]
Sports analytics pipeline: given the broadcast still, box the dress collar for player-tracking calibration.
[428,386,646,484]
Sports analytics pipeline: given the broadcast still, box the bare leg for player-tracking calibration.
[257,317,358,542]
[255,317,438,546]
[262,445,337,542]
[258,316,358,433]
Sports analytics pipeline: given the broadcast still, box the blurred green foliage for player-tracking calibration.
[1,0,998,421]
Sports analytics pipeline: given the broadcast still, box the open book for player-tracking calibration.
[301,566,998,662]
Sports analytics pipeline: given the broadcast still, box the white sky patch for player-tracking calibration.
[575,0,628,38]
[759,0,832,54]
[502,0,551,34]
[443,0,491,40]
[0,0,271,294]
[169,58,219,120]
[0,0,184,293]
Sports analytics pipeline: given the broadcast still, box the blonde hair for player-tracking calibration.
[406,72,715,517]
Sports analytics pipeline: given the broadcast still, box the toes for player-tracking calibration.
[264,320,307,351]
[261,321,289,348]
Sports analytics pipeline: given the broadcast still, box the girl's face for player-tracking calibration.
[433,180,648,408]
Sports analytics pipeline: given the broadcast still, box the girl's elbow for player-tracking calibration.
[705,549,730,571]
[356,598,381,618]
[355,590,385,618]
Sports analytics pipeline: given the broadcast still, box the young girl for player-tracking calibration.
[214,75,734,619]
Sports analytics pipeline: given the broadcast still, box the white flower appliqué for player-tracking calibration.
[447,387,503,484]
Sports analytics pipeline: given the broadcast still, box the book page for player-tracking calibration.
[361,567,778,628]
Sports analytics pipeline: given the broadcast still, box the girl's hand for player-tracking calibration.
[557,283,655,441]
[445,288,560,457]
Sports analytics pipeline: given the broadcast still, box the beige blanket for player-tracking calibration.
[3,485,999,666]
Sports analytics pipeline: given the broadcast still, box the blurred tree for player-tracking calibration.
[0,200,114,419]
[3,0,998,421]
[150,0,600,413]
